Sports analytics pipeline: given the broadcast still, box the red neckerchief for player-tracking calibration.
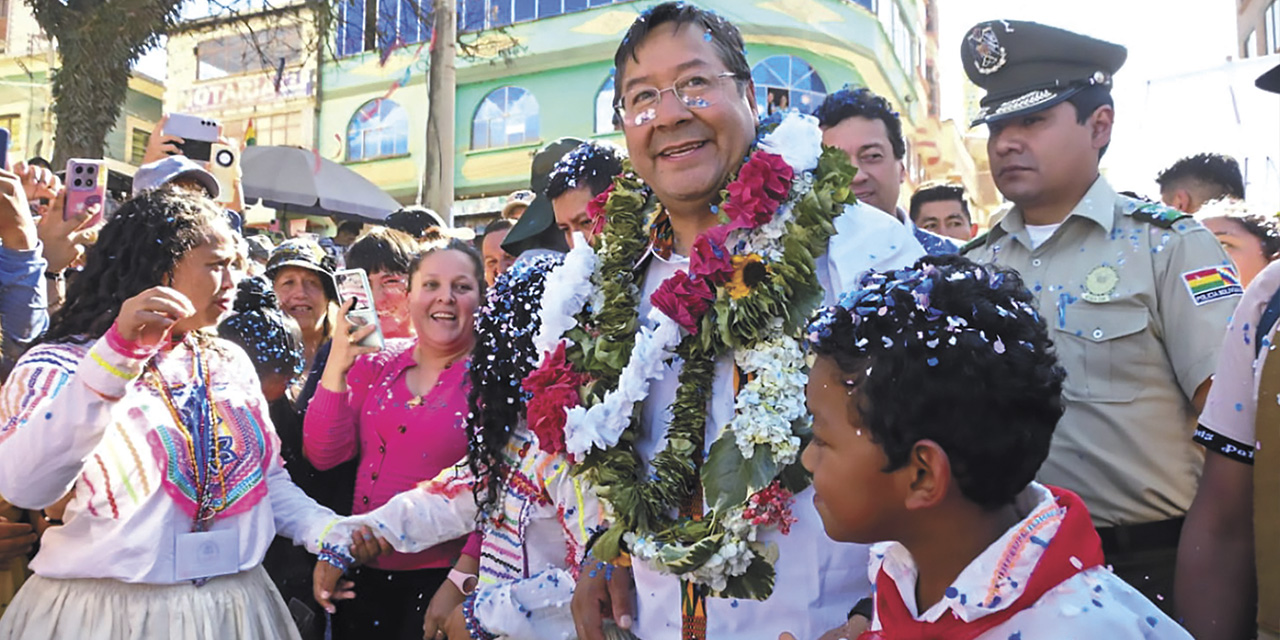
[861,486,1104,640]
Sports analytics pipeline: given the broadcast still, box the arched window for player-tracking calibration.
[347,98,410,161]
[751,55,827,116]
[595,70,616,134]
[472,86,539,150]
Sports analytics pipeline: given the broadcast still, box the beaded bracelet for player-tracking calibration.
[462,592,497,640]
[317,542,354,572]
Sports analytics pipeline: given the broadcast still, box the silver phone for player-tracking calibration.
[334,268,385,350]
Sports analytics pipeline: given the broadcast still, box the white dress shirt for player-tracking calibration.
[629,201,925,639]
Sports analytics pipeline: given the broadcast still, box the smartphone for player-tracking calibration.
[64,159,106,226]
[163,113,220,162]
[334,268,385,350]
[209,142,238,204]
[0,127,9,170]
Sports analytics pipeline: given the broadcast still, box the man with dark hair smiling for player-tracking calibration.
[564,4,925,640]
[816,87,961,255]
[960,20,1238,610]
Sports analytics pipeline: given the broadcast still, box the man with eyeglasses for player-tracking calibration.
[566,4,924,640]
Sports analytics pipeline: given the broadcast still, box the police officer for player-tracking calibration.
[959,20,1240,612]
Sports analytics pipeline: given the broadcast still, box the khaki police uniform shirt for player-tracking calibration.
[965,176,1240,527]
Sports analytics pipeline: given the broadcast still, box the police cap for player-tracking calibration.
[962,20,1127,127]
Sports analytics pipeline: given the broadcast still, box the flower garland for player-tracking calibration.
[523,111,857,598]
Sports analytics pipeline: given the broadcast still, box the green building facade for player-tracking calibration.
[317,0,930,226]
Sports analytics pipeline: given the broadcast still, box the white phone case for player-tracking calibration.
[334,268,385,350]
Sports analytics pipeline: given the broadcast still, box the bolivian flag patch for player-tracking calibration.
[1182,266,1243,305]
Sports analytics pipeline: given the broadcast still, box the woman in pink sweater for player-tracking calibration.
[303,240,482,640]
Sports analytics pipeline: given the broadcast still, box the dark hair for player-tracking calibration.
[815,87,906,160]
[545,141,627,201]
[466,253,563,523]
[336,221,364,237]
[346,226,419,275]
[408,239,486,299]
[217,276,304,379]
[806,255,1066,509]
[1196,199,1280,260]
[44,189,232,344]
[481,219,514,244]
[612,1,751,123]
[386,206,446,241]
[909,182,971,224]
[1064,85,1115,159]
[1156,153,1246,201]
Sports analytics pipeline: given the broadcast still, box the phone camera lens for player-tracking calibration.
[72,178,82,187]
[74,166,83,174]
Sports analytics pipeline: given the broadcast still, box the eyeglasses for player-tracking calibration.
[614,71,741,128]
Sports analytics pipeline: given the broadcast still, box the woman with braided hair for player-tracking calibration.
[312,251,611,640]
[0,189,359,640]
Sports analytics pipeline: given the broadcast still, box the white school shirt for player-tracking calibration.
[629,201,926,640]
[867,483,1192,639]
[0,335,342,584]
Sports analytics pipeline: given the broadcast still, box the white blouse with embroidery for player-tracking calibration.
[0,334,344,584]
[321,427,604,640]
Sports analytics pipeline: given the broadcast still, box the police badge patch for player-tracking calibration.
[967,25,1007,75]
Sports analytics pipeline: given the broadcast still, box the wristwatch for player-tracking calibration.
[448,568,478,595]
[44,271,64,281]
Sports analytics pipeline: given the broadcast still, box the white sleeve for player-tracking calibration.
[827,202,926,297]
[0,339,141,509]
[318,460,480,556]
[470,567,577,640]
[538,449,607,574]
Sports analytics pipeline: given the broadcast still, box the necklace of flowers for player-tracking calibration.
[523,111,858,599]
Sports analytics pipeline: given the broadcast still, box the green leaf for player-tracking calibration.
[714,554,777,600]
[702,436,778,514]
[657,533,723,574]
[591,525,627,562]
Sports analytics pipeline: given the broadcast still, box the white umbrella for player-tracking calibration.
[240,145,402,220]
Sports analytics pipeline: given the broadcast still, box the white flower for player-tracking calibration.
[759,111,822,174]
[562,308,683,459]
[533,241,599,358]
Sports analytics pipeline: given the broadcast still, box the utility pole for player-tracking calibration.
[423,0,457,224]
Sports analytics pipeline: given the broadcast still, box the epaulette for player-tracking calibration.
[959,231,990,255]
[1127,200,1192,229]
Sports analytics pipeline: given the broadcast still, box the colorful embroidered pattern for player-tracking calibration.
[1182,266,1243,306]
[981,503,1065,607]
[144,355,271,523]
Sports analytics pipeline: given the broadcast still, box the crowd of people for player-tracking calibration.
[0,3,1278,639]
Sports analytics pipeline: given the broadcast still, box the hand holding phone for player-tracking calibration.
[64,159,106,228]
[162,114,221,163]
[335,268,385,350]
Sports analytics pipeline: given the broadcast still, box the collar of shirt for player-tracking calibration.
[869,482,1066,624]
[635,207,679,273]
[990,176,1117,246]
[375,338,464,389]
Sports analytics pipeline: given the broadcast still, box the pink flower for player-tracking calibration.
[650,271,714,334]
[586,185,613,237]
[741,481,798,535]
[723,152,794,230]
[522,342,588,455]
[689,226,734,285]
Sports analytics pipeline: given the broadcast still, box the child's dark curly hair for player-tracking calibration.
[806,255,1066,509]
